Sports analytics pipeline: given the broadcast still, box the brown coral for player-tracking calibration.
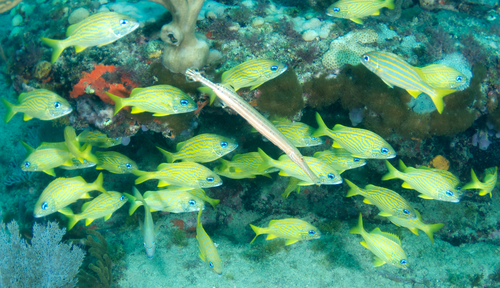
[430,155,450,170]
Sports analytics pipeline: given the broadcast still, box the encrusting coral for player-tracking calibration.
[149,0,209,73]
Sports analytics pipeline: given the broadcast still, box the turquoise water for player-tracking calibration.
[1,0,500,287]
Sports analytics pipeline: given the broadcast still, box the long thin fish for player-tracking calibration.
[185,69,319,185]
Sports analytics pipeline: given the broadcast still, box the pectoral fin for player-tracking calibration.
[372,256,386,267]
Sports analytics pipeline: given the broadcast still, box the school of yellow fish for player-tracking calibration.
[0,9,496,275]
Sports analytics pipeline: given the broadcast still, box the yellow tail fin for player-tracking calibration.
[40,37,67,64]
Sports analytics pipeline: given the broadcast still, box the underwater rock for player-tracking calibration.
[68,7,89,24]
[33,61,52,79]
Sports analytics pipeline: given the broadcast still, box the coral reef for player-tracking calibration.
[150,0,209,73]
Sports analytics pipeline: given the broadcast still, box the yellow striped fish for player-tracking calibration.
[157,133,238,163]
[350,214,408,269]
[382,160,461,202]
[41,12,139,63]
[132,162,223,188]
[417,64,467,89]
[214,152,279,179]
[273,121,324,147]
[313,113,396,159]
[345,179,416,219]
[64,126,99,164]
[34,173,107,218]
[65,191,128,230]
[313,148,367,173]
[21,141,73,176]
[126,186,204,215]
[418,166,461,188]
[132,187,158,259]
[326,0,394,24]
[106,85,197,116]
[360,51,455,114]
[76,130,122,148]
[186,188,220,210]
[186,69,320,185]
[198,59,287,104]
[28,141,97,170]
[257,148,342,186]
[462,167,497,197]
[249,218,321,245]
[1,89,72,123]
[96,151,138,174]
[196,209,223,275]
[387,210,444,244]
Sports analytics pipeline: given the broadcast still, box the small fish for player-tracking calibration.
[462,167,498,197]
[1,89,72,123]
[132,162,223,188]
[21,141,74,176]
[132,187,158,259]
[96,151,138,174]
[416,64,467,89]
[126,186,204,215]
[34,173,107,218]
[273,121,324,147]
[345,179,417,219]
[313,148,367,173]
[350,214,408,269]
[214,152,279,180]
[387,210,444,244]
[313,113,396,159]
[382,160,461,203]
[76,130,122,148]
[106,85,197,116]
[360,51,455,113]
[41,12,139,63]
[326,0,395,25]
[249,218,321,245]
[196,209,223,275]
[64,126,99,164]
[257,148,342,186]
[65,191,128,230]
[157,133,238,163]
[198,59,287,104]
[186,69,320,185]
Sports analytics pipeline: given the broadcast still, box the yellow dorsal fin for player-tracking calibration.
[401,182,412,189]
[381,232,401,245]
[81,202,91,212]
[266,234,278,240]
[220,70,229,82]
[176,140,187,151]
[66,23,79,36]
[269,220,278,225]
[407,90,422,98]
[129,87,144,98]
[157,163,169,170]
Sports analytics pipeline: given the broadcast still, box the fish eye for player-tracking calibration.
[126,163,132,169]
[207,176,214,182]
[362,55,370,61]
[446,190,453,196]
[54,102,61,108]
[83,160,87,163]
[311,137,317,140]
[308,230,316,235]
[180,99,189,106]
[24,161,31,168]
[400,259,407,265]
[403,209,409,214]
[456,76,463,82]
[220,141,228,148]
[120,195,125,200]
[327,173,335,179]
[189,200,196,205]
[41,202,48,210]
[353,158,360,162]
[456,186,461,191]
[333,7,340,12]
[209,261,214,268]
[270,65,278,71]
[119,19,128,25]
[381,148,389,154]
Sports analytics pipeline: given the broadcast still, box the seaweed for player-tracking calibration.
[77,230,112,288]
